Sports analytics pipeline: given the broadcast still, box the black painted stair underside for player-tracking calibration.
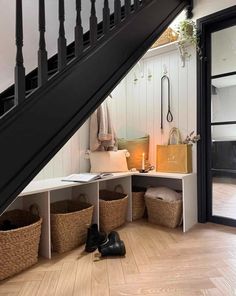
[0,0,192,214]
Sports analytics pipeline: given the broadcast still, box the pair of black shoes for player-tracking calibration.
[85,224,126,257]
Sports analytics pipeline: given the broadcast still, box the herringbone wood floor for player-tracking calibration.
[1,220,236,296]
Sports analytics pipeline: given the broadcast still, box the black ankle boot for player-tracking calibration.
[98,231,126,257]
[85,224,107,253]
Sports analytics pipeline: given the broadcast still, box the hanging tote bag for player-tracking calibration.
[156,128,192,174]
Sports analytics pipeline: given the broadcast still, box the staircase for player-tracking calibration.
[0,0,193,214]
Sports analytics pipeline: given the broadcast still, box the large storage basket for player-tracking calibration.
[0,209,42,280]
[145,196,182,228]
[99,185,128,232]
[51,199,94,253]
[132,187,146,220]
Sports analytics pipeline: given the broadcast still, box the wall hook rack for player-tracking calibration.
[148,69,152,80]
[134,72,138,84]
[163,64,168,75]
[137,61,144,78]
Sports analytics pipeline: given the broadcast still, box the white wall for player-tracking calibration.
[34,121,90,180]
[108,45,197,172]
[193,0,236,20]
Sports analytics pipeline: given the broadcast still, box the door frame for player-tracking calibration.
[197,5,236,226]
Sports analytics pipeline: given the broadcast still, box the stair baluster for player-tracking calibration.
[90,0,97,46]
[114,0,121,25]
[186,0,193,18]
[134,0,140,11]
[58,0,67,71]
[15,0,25,105]
[75,0,83,58]
[38,0,48,86]
[125,0,131,16]
[103,0,110,35]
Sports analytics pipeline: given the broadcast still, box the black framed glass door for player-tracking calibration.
[209,24,236,224]
[198,7,236,226]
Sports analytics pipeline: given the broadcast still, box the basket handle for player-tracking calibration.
[114,184,124,194]
[29,203,40,217]
[77,193,88,203]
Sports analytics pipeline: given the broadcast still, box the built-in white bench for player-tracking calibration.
[9,171,197,259]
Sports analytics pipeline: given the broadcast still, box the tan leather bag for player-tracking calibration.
[156,128,192,174]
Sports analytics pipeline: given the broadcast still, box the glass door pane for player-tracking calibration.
[211,26,236,220]
[212,25,236,76]
[212,75,236,123]
[212,176,236,219]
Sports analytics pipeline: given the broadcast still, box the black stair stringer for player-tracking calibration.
[0,0,190,214]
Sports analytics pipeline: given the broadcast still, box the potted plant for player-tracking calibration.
[176,19,202,64]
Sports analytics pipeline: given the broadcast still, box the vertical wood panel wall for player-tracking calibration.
[34,121,90,180]
[107,45,197,172]
[35,44,197,181]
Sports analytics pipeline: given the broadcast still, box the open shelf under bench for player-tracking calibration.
[8,171,197,259]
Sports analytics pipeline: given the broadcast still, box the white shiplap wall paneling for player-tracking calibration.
[34,118,91,181]
[187,47,197,172]
[107,78,127,138]
[110,44,197,172]
[146,58,155,165]
[78,121,90,173]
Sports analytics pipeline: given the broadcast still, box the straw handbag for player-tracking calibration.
[156,128,192,173]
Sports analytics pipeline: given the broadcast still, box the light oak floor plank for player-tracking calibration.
[73,253,92,296]
[91,257,109,296]
[54,262,77,296]
[1,220,236,295]
[36,270,61,296]
[18,281,41,296]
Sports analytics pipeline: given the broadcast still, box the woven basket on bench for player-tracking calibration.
[145,196,182,228]
[99,185,128,232]
[0,208,42,280]
[51,199,94,253]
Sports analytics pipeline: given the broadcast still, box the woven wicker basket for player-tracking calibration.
[99,185,128,232]
[145,196,182,228]
[51,199,94,253]
[132,187,146,220]
[0,209,42,280]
